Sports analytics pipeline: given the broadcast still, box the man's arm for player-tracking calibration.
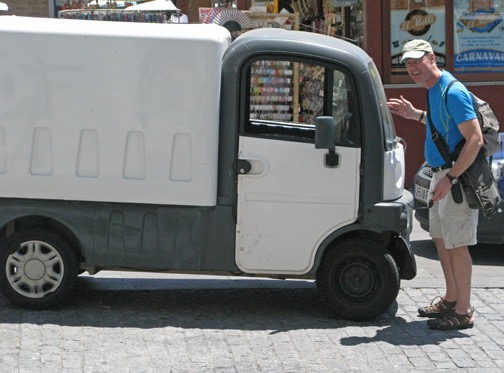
[448,119,484,178]
[430,118,483,203]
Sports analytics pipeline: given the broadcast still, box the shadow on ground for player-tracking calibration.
[0,282,470,347]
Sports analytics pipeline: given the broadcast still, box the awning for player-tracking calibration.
[126,0,178,11]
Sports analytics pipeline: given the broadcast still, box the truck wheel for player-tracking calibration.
[0,229,79,309]
[316,238,400,321]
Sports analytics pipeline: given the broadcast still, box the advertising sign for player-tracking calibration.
[390,1,446,73]
[454,0,504,73]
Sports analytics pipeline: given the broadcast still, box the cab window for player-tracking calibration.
[244,58,360,146]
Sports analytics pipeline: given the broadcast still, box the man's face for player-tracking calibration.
[404,53,434,86]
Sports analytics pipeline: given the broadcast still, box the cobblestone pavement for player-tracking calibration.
[0,281,503,372]
[0,223,503,372]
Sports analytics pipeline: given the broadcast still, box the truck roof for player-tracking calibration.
[0,16,231,42]
[227,27,372,74]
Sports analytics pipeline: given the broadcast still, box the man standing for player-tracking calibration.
[387,40,483,330]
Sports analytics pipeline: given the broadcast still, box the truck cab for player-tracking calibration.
[219,29,416,319]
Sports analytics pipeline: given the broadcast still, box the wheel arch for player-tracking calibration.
[310,225,415,279]
[0,215,85,263]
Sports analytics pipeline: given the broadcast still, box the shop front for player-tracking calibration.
[365,1,504,187]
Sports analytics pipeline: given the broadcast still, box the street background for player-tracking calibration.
[0,219,503,372]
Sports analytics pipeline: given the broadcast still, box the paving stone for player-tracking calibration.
[1,269,504,372]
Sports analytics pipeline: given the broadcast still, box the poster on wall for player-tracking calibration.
[454,0,504,73]
[390,0,446,74]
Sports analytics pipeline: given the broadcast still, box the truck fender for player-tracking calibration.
[309,225,417,280]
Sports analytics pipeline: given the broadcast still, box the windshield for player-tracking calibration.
[369,62,397,151]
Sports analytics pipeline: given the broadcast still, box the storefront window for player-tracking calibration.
[387,0,504,79]
[390,0,446,75]
[454,0,504,73]
[53,0,134,16]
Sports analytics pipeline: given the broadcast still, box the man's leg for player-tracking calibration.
[423,169,476,323]
[432,237,458,303]
[417,236,458,318]
[448,245,473,315]
[426,244,474,329]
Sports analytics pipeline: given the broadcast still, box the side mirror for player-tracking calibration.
[315,116,336,151]
[315,116,339,167]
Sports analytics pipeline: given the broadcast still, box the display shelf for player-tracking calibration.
[59,8,177,22]
[246,11,299,30]
[246,12,300,122]
[249,59,329,125]
[249,60,299,122]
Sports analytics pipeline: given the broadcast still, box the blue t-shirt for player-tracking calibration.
[425,71,477,167]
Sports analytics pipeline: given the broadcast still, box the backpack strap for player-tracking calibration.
[443,79,457,118]
[426,90,454,165]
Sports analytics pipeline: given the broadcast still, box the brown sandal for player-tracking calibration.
[418,297,456,318]
[427,308,474,330]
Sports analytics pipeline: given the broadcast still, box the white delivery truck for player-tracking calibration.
[0,16,415,320]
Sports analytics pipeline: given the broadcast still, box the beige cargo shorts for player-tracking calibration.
[428,169,478,248]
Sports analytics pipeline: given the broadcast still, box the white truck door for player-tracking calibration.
[236,60,361,274]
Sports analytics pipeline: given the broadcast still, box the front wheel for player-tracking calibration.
[316,238,400,321]
[0,229,79,309]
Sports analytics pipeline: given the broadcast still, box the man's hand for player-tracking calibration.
[431,175,452,203]
[387,95,421,121]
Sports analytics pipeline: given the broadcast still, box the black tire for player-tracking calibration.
[316,238,400,321]
[0,229,79,309]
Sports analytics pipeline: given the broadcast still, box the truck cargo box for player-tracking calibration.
[0,17,230,206]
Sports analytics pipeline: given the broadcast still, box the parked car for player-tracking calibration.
[491,144,504,179]
[413,133,504,244]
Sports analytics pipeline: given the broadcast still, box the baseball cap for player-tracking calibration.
[400,39,433,63]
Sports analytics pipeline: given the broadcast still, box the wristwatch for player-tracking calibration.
[446,173,459,185]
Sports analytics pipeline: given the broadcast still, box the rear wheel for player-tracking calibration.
[0,229,79,309]
[316,238,400,321]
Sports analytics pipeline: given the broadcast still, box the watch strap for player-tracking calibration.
[446,173,458,184]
